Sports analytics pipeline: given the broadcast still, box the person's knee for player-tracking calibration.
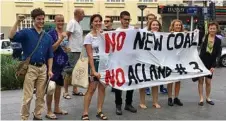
[206,79,211,86]
[87,85,97,95]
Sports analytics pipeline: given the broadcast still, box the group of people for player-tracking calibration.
[8,7,221,120]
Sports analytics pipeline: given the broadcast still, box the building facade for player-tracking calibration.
[1,0,225,38]
[1,0,162,38]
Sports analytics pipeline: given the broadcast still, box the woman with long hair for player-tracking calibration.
[198,22,221,106]
[139,19,163,109]
[167,19,184,107]
[82,14,108,120]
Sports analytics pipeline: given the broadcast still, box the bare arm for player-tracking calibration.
[66,32,72,40]
[8,15,25,40]
[52,38,63,51]
[52,33,66,51]
[85,44,96,74]
[8,21,21,40]
[47,58,53,78]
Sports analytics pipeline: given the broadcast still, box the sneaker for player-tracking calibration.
[124,105,137,113]
[168,98,174,106]
[174,98,183,106]
[145,88,151,95]
[160,88,168,94]
[116,105,122,115]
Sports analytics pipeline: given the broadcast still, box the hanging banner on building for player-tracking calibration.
[98,29,211,91]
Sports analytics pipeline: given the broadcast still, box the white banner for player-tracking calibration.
[98,29,211,91]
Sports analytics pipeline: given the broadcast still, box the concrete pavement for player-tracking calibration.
[1,68,226,120]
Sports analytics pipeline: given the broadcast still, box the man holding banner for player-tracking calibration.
[113,11,137,115]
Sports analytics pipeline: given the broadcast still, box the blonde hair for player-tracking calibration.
[169,19,184,32]
[147,19,162,32]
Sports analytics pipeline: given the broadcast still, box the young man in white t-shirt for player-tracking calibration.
[143,13,157,31]
[63,8,85,99]
[115,11,137,116]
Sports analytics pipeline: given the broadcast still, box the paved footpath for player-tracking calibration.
[1,68,226,120]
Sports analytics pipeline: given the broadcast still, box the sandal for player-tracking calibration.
[139,104,147,109]
[72,91,85,96]
[153,103,161,109]
[54,110,68,115]
[63,93,71,99]
[96,112,108,120]
[81,114,89,121]
[45,113,57,120]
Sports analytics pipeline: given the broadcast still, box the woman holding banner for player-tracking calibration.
[198,22,222,106]
[82,14,108,120]
[167,19,184,106]
[139,19,163,109]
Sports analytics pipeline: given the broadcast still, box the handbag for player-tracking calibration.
[15,31,45,80]
[71,49,89,88]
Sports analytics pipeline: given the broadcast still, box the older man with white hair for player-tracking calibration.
[63,9,85,99]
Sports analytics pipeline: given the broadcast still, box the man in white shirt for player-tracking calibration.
[63,8,85,99]
[115,11,137,116]
[143,13,157,31]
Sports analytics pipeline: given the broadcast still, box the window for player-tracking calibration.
[46,15,55,22]
[139,0,157,2]
[17,14,33,31]
[47,0,61,2]
[106,16,120,21]
[106,0,125,2]
[16,0,33,1]
[76,0,93,2]
[137,16,145,22]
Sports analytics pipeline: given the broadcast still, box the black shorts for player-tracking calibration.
[88,59,99,82]
[204,74,213,79]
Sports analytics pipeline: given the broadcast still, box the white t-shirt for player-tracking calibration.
[143,26,148,31]
[116,25,134,31]
[83,33,102,58]
[66,19,83,52]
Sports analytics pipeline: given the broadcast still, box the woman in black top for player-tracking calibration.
[198,22,222,106]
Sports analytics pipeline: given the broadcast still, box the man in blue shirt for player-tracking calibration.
[9,8,53,120]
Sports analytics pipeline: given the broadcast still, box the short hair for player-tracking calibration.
[31,8,45,20]
[208,21,219,31]
[147,19,162,32]
[169,19,184,32]
[90,14,102,29]
[105,16,113,23]
[54,14,64,20]
[146,13,157,20]
[120,11,130,18]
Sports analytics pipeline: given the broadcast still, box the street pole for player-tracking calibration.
[203,1,208,34]
[138,5,147,29]
[190,0,194,31]
[141,9,144,29]
[176,5,179,19]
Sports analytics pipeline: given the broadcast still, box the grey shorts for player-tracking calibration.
[63,52,81,75]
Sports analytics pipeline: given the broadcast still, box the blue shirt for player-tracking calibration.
[11,28,53,63]
[48,29,68,68]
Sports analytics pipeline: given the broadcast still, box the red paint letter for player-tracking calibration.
[105,33,116,53]
[116,68,125,87]
[117,32,126,51]
[105,69,115,87]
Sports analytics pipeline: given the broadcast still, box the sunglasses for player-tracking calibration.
[104,20,110,23]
